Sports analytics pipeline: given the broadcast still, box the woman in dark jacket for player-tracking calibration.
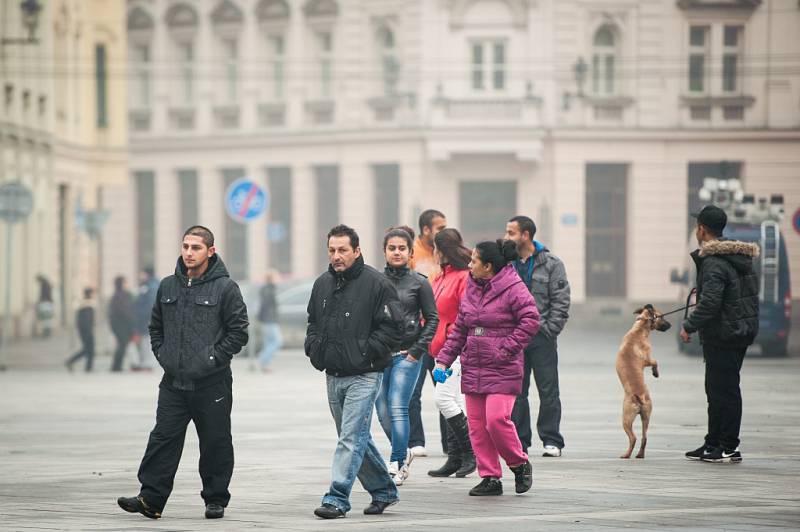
[375,226,439,486]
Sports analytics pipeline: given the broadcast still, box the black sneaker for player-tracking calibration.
[314,503,346,519]
[509,460,533,494]
[701,447,742,463]
[469,477,503,496]
[205,503,224,519]
[685,444,714,461]
[117,495,161,519]
[363,499,398,515]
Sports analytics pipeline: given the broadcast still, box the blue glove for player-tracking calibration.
[433,367,453,383]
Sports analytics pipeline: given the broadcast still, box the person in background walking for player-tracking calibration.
[305,225,402,519]
[375,226,439,485]
[506,216,570,458]
[408,209,448,458]
[257,270,283,372]
[109,276,135,372]
[133,268,159,370]
[65,287,95,372]
[426,228,476,479]
[35,274,54,338]
[681,205,759,463]
[435,240,540,496]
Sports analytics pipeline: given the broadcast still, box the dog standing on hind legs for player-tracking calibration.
[616,304,671,459]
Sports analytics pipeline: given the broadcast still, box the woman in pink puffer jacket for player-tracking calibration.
[435,239,540,497]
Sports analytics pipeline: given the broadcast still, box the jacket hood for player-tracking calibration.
[698,239,759,274]
[175,254,230,284]
[471,263,523,297]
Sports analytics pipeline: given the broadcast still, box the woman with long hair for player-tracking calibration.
[435,239,540,496]
[426,228,477,478]
[375,226,439,485]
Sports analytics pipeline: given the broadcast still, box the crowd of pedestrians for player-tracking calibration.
[112,202,757,521]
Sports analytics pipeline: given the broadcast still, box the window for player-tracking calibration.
[223,38,239,101]
[95,44,108,128]
[592,26,616,95]
[459,181,517,245]
[723,105,744,120]
[132,44,151,107]
[267,167,292,274]
[471,40,505,92]
[267,35,285,99]
[688,25,709,92]
[222,168,249,281]
[690,105,711,120]
[178,42,194,102]
[316,31,333,98]
[315,165,339,271]
[177,169,198,231]
[135,171,156,270]
[722,25,742,93]
[373,164,400,253]
[377,26,399,95]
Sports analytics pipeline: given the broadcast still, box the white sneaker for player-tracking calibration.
[409,446,427,458]
[388,461,399,478]
[543,445,562,457]
[405,448,415,466]
[393,464,409,486]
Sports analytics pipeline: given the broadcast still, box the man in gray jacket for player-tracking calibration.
[506,216,570,457]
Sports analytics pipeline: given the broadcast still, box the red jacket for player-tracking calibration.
[429,265,470,356]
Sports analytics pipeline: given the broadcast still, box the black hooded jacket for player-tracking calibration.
[149,255,249,390]
[305,255,403,377]
[383,265,439,359]
[683,239,760,348]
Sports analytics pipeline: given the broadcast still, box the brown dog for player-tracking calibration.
[615,304,671,459]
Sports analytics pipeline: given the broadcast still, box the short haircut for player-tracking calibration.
[509,215,537,240]
[327,224,360,250]
[384,225,415,250]
[700,223,723,238]
[418,209,445,235]
[183,225,214,247]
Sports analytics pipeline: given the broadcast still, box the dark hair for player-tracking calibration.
[418,209,445,235]
[113,276,125,291]
[383,225,415,250]
[700,223,724,238]
[183,225,214,247]
[509,215,537,240]
[83,287,94,299]
[327,224,360,250]
[434,228,471,271]
[475,239,519,274]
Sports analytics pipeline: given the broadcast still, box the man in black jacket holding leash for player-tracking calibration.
[306,224,403,519]
[118,226,248,520]
[681,206,759,464]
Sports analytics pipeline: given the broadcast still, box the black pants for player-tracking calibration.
[703,344,746,451]
[111,333,130,372]
[408,353,449,452]
[67,331,95,371]
[511,333,565,452]
[138,377,234,511]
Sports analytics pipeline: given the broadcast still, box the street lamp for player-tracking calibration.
[1,0,43,46]
[562,56,589,110]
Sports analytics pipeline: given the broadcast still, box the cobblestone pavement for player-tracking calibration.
[1,323,798,531]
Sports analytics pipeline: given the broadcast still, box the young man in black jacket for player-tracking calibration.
[681,206,759,463]
[118,226,248,520]
[306,225,403,519]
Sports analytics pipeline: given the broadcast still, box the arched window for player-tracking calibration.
[376,25,399,95]
[592,25,616,95]
[304,0,339,99]
[165,4,199,103]
[211,1,245,102]
[127,7,155,108]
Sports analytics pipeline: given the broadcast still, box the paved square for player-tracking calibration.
[1,324,798,531]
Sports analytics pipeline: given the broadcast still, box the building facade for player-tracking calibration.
[0,0,128,338]
[117,0,800,302]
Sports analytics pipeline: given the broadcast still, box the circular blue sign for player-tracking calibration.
[225,179,268,223]
[793,208,800,236]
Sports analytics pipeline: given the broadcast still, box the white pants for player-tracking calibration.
[434,358,467,419]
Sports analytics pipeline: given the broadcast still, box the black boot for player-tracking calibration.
[428,421,462,477]
[447,413,477,478]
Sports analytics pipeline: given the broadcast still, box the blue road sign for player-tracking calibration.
[793,207,800,236]
[226,179,268,223]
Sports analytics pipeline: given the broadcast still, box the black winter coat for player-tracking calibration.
[305,256,403,377]
[683,239,760,348]
[383,265,439,360]
[149,255,249,390]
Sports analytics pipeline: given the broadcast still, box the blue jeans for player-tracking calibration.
[375,354,423,465]
[323,372,398,513]
[258,323,282,368]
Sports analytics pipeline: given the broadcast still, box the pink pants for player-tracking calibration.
[465,393,528,478]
